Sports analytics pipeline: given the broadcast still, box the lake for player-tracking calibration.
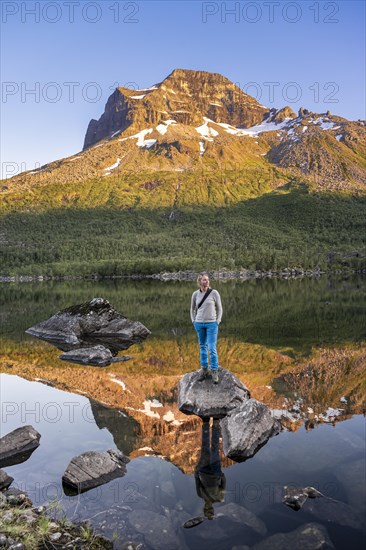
[0,275,365,549]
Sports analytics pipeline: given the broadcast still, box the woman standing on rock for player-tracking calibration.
[191,273,223,384]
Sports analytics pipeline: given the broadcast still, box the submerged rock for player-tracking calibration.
[62,449,130,494]
[252,522,335,549]
[26,297,150,356]
[216,502,267,535]
[220,398,280,461]
[283,485,323,511]
[302,496,364,532]
[0,426,41,468]
[178,367,250,418]
[127,509,186,550]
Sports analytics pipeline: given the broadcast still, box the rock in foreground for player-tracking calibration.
[178,367,250,418]
[62,449,130,494]
[220,398,280,461]
[26,297,150,356]
[0,426,41,468]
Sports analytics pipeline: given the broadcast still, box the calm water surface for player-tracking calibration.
[0,276,365,549]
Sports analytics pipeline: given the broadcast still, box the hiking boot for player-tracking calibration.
[197,368,210,381]
[211,370,219,384]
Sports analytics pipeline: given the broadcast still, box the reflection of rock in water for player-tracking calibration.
[89,399,140,455]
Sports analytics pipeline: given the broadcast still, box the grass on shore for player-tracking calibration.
[0,499,113,549]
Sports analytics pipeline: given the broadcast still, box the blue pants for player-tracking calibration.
[193,321,219,370]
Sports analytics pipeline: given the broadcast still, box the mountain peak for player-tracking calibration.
[83,68,269,149]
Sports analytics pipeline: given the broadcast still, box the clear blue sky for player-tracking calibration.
[1,0,365,177]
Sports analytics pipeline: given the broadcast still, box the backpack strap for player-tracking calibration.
[197,288,213,309]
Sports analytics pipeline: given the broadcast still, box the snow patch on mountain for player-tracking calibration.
[104,158,121,172]
[156,119,177,135]
[196,117,219,140]
[217,117,293,137]
[118,128,156,148]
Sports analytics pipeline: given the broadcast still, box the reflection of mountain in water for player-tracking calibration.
[89,398,140,455]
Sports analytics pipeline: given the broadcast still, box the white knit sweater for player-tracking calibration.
[190,289,223,323]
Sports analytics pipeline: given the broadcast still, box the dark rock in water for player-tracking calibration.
[216,502,267,536]
[0,469,13,490]
[220,398,280,461]
[59,344,113,366]
[252,522,335,549]
[26,297,150,356]
[0,426,41,468]
[178,367,250,418]
[283,485,323,511]
[62,449,130,494]
[127,509,185,550]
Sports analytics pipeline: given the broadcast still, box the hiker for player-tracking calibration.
[191,273,223,383]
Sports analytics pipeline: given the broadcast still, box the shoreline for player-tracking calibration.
[0,267,365,283]
[0,488,113,549]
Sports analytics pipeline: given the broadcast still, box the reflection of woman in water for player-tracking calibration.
[194,419,226,520]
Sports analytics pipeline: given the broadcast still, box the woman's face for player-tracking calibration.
[200,276,209,289]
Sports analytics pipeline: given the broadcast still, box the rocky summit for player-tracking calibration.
[83,68,269,149]
[3,68,366,201]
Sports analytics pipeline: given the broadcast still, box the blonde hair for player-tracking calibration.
[197,272,210,288]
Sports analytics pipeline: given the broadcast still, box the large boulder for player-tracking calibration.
[221,398,280,461]
[26,297,150,356]
[178,367,250,418]
[0,426,41,468]
[62,449,130,494]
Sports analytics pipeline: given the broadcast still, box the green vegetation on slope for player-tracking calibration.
[1,186,365,277]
